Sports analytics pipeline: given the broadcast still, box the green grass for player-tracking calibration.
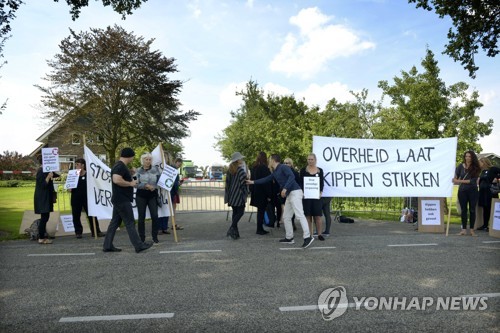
[0,185,463,241]
[0,185,72,241]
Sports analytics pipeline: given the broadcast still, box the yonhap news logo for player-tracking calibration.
[317,286,348,320]
[317,287,489,321]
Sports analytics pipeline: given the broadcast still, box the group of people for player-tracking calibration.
[452,150,500,236]
[32,147,500,250]
[224,151,332,249]
[33,147,183,252]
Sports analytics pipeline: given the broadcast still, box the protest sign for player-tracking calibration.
[303,176,320,199]
[60,215,75,232]
[42,147,60,172]
[313,136,457,197]
[64,169,81,189]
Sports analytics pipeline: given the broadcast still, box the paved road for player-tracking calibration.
[0,213,499,332]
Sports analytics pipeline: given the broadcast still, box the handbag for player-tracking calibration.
[491,183,500,195]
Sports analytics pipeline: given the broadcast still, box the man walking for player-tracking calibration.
[247,154,314,248]
[103,147,153,253]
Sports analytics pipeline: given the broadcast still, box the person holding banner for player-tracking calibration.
[250,152,272,235]
[135,153,162,244]
[300,153,325,241]
[34,154,58,244]
[247,154,314,249]
[103,148,153,253]
[453,151,480,236]
[70,158,104,238]
[224,152,249,240]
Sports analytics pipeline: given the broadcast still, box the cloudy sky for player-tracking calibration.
[0,0,498,167]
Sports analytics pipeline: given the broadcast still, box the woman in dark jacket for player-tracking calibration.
[34,154,57,244]
[224,152,248,240]
[250,152,272,235]
[477,158,500,231]
[70,158,104,238]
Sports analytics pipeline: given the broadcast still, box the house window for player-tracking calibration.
[86,133,104,145]
[71,133,81,145]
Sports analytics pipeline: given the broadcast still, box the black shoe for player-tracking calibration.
[302,237,314,248]
[76,234,82,239]
[279,238,294,244]
[318,235,325,241]
[96,232,105,237]
[256,230,270,235]
[136,241,153,253]
[484,227,489,232]
[103,247,122,252]
[161,230,171,234]
[477,226,487,231]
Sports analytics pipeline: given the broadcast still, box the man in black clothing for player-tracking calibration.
[103,147,153,253]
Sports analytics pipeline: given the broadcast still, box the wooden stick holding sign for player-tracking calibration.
[158,144,178,243]
[446,196,453,237]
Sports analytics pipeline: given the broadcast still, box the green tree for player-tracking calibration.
[1,0,147,38]
[215,80,320,167]
[320,89,380,139]
[375,48,493,159]
[37,25,199,164]
[408,0,499,78]
[0,150,36,179]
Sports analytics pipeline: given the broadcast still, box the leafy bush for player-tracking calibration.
[0,180,20,187]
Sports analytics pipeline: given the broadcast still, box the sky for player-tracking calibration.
[0,0,498,167]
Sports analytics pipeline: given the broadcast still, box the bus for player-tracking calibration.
[181,160,197,179]
[209,163,224,180]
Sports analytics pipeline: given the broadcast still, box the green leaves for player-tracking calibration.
[408,0,499,78]
[38,25,199,164]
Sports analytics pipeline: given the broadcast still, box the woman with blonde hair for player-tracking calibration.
[224,152,248,239]
[136,152,162,243]
[300,153,325,241]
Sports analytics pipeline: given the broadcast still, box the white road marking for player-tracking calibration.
[482,241,500,244]
[387,243,438,247]
[280,303,355,312]
[159,250,222,254]
[279,247,336,251]
[59,313,174,322]
[28,253,95,257]
[461,293,500,298]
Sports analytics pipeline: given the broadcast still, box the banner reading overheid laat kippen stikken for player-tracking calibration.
[312,136,457,198]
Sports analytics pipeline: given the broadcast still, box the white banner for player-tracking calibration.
[151,144,172,217]
[85,146,170,219]
[313,136,457,198]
